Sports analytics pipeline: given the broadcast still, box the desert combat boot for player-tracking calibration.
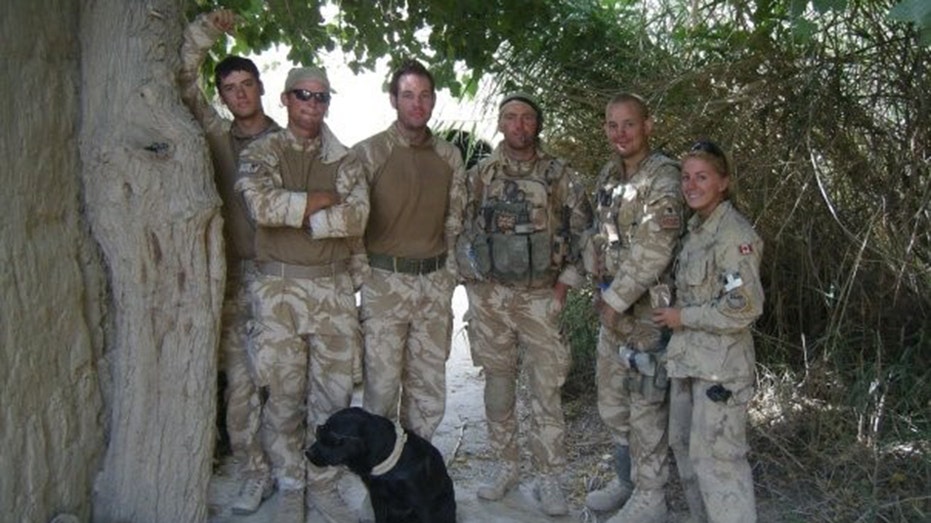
[586,444,634,512]
[537,473,569,516]
[605,488,667,523]
[229,475,274,514]
[477,461,519,501]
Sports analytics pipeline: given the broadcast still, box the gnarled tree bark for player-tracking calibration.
[79,1,224,521]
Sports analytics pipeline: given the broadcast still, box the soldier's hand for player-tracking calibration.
[600,303,619,328]
[304,190,341,221]
[553,281,569,311]
[652,307,682,329]
[206,9,236,35]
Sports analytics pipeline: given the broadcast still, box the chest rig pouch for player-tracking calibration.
[595,179,644,278]
[468,160,565,286]
[594,154,677,280]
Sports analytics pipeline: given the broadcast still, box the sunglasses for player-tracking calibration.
[690,140,726,159]
[690,139,730,172]
[289,89,331,104]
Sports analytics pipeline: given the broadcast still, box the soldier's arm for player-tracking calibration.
[347,237,370,291]
[557,171,594,288]
[680,236,764,333]
[462,164,483,225]
[178,10,231,134]
[235,140,306,228]
[602,168,683,313]
[443,148,468,276]
[306,150,370,239]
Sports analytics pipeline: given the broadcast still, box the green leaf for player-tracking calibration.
[812,0,846,14]
[889,0,931,25]
[790,0,809,18]
[792,16,817,43]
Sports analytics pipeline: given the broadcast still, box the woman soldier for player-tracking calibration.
[652,140,763,523]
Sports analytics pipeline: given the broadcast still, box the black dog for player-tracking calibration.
[306,407,456,523]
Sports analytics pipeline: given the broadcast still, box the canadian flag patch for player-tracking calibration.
[738,244,753,255]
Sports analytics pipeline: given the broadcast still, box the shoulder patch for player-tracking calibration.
[659,206,681,230]
[738,243,753,255]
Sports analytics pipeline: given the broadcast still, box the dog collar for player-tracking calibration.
[370,422,407,476]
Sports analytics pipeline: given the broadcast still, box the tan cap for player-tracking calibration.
[284,67,331,92]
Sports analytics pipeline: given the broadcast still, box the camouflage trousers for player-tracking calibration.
[220,260,268,480]
[248,271,358,489]
[360,268,456,441]
[465,283,570,474]
[669,377,757,523]
[595,321,669,490]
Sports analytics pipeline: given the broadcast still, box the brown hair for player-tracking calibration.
[388,59,435,97]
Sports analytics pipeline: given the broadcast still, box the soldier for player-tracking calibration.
[178,9,281,514]
[235,67,366,523]
[653,141,762,523]
[458,92,592,516]
[339,59,466,441]
[582,93,684,523]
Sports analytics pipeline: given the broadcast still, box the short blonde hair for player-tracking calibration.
[606,92,649,120]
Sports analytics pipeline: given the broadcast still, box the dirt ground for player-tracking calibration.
[206,287,774,522]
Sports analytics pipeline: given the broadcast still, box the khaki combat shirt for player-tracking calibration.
[594,153,684,320]
[236,126,366,273]
[665,200,764,383]
[339,123,466,268]
[178,13,281,261]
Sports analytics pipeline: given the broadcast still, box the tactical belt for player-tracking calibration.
[257,260,347,280]
[368,252,446,275]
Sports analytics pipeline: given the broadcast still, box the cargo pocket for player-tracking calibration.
[244,320,271,388]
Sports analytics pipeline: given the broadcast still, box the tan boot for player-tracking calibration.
[605,488,667,523]
[477,461,519,501]
[585,477,634,512]
[537,474,568,516]
[586,444,634,512]
[230,475,274,514]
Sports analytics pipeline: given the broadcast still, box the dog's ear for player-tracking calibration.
[360,413,398,465]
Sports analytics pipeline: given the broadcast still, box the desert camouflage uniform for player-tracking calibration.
[341,123,466,440]
[584,152,683,491]
[179,13,281,481]
[235,125,364,490]
[666,200,762,523]
[462,144,592,473]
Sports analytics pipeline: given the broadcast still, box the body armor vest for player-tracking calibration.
[467,159,567,287]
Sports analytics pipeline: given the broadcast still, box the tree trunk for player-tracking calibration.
[1,2,105,521]
[79,1,224,521]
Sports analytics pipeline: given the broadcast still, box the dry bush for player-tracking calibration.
[534,1,930,519]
